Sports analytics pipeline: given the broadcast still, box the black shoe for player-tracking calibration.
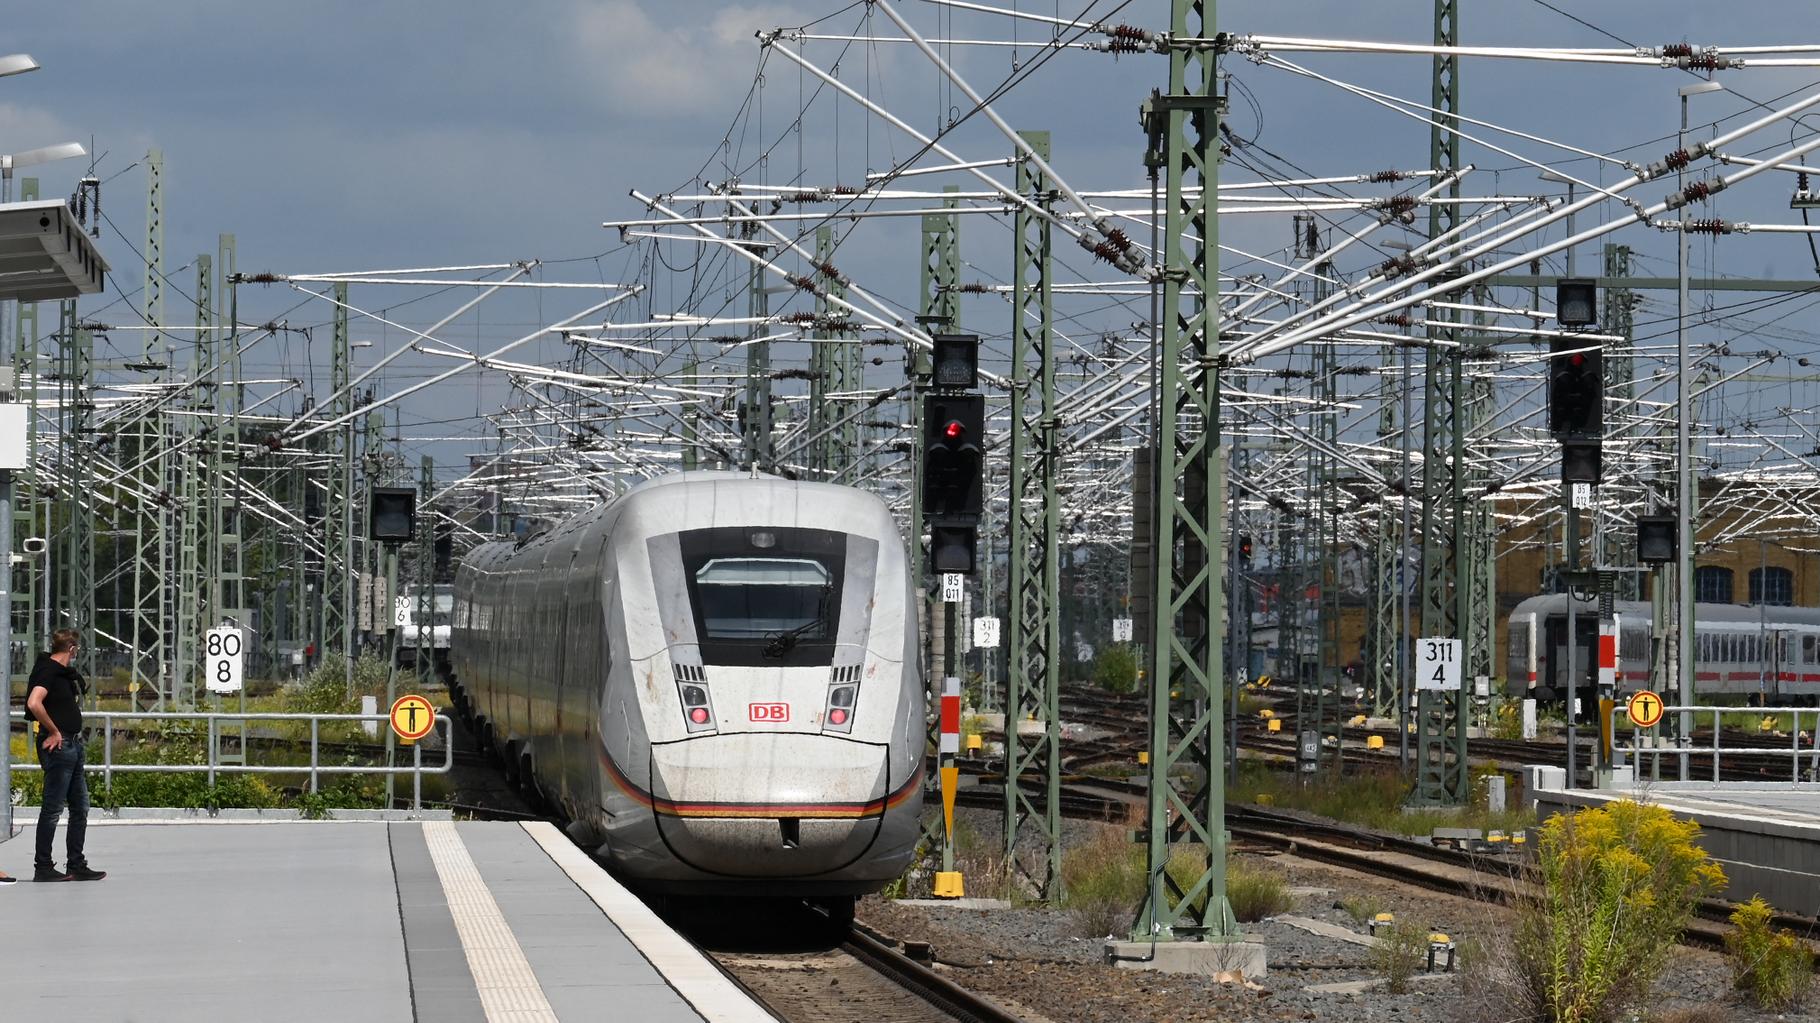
[69,866,106,882]
[33,867,71,882]
[0,874,16,885]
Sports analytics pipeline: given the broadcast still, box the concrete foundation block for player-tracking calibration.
[1104,939,1268,980]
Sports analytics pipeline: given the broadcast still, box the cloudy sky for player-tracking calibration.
[11,2,1820,477]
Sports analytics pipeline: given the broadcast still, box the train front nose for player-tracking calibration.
[649,734,901,878]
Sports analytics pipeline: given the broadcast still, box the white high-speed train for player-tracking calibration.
[449,472,924,906]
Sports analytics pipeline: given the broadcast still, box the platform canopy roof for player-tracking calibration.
[0,199,105,303]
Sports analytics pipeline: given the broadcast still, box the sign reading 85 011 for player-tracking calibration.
[205,625,244,695]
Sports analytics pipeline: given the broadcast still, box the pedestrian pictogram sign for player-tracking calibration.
[1626,689,1665,729]
[390,694,437,742]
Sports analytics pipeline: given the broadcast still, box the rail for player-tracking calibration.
[1608,704,1820,783]
[6,710,453,810]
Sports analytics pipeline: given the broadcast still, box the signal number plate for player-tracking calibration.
[748,702,790,723]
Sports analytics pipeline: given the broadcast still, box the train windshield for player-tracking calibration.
[694,559,832,641]
[677,526,849,666]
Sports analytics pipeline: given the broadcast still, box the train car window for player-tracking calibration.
[1805,635,1818,665]
[1620,627,1647,662]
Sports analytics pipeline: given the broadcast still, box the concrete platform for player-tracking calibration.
[0,817,772,1023]
[1533,781,1820,918]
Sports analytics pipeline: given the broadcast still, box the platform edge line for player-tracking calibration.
[518,820,777,1023]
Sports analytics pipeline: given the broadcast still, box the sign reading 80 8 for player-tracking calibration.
[205,625,244,695]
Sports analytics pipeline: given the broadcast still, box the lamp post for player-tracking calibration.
[0,141,86,203]
[0,51,97,847]
[1676,80,1725,778]
[2,380,21,846]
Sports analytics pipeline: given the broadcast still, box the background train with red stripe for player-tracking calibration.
[447,472,923,920]
[1506,593,1820,708]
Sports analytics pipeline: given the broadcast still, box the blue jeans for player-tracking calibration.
[35,736,90,872]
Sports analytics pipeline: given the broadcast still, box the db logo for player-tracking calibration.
[748,702,790,723]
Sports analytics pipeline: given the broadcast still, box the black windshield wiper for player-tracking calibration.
[762,619,823,659]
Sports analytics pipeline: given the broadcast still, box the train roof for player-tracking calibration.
[1510,592,1820,627]
[458,473,901,570]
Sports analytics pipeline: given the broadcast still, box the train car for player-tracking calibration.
[1507,593,1820,704]
[397,583,453,670]
[448,472,923,910]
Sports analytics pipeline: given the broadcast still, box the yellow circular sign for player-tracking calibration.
[390,694,437,742]
[1626,689,1665,729]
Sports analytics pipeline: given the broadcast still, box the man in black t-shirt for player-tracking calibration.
[25,629,105,882]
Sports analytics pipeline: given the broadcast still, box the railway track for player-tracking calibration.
[683,902,1028,1023]
[1052,682,1817,782]
[958,770,1820,966]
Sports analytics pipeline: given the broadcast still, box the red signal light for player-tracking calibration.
[829,707,849,726]
[944,420,965,440]
[689,707,709,725]
[1570,353,1585,367]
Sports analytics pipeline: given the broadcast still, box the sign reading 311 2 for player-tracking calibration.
[1415,637,1461,692]
[205,625,244,695]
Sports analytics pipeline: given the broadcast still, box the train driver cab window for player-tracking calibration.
[678,526,848,667]
[694,559,832,641]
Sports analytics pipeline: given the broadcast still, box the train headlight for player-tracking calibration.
[824,683,857,734]
[678,682,716,733]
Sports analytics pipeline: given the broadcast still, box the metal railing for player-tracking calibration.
[1607,704,1820,784]
[7,710,453,810]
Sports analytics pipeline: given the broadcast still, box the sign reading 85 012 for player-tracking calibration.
[205,625,244,695]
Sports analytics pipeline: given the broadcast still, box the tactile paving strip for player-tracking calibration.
[423,820,560,1023]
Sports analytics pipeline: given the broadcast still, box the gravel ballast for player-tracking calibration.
[859,806,1801,1023]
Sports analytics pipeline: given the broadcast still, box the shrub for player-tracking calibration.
[1060,825,1145,937]
[288,655,395,715]
[1226,859,1292,922]
[1092,644,1138,694]
[1515,800,1727,1023]
[1724,895,1814,1011]
[1059,831,1281,936]
[1491,699,1525,740]
[1340,895,1384,925]
[1369,918,1429,994]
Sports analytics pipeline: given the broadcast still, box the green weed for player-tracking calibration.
[1725,895,1814,1011]
[1516,800,1726,1023]
[1369,918,1429,994]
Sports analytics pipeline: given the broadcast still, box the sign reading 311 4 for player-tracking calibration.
[1415,637,1461,692]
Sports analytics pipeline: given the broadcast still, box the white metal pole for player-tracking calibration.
[1,467,13,845]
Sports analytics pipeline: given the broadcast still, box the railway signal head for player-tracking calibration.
[369,486,417,544]
[922,393,984,522]
[1636,514,1677,563]
[1560,438,1602,485]
[929,523,977,574]
[1555,277,1599,328]
[1548,337,1603,439]
[930,333,980,390]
